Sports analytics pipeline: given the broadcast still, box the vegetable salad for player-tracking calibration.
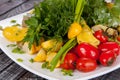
[1,0,120,76]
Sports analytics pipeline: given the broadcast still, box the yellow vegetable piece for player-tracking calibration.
[41,39,63,52]
[106,3,114,9]
[3,26,27,42]
[77,30,100,47]
[46,52,60,68]
[68,22,82,39]
[34,48,46,62]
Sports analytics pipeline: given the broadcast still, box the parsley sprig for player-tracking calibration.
[23,0,75,49]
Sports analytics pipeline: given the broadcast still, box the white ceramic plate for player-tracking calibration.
[0,12,120,80]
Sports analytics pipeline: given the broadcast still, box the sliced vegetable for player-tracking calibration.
[50,38,77,71]
[46,52,60,68]
[41,39,63,52]
[77,30,100,47]
[3,26,27,42]
[34,48,46,62]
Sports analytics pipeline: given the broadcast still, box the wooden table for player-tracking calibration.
[0,0,120,80]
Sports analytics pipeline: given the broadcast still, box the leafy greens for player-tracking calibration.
[23,0,76,49]
[82,0,120,27]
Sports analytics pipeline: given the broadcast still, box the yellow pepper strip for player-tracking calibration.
[68,22,82,39]
[77,21,100,47]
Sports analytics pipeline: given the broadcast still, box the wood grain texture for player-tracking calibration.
[0,63,27,80]
[0,0,43,20]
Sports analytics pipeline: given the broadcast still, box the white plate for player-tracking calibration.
[0,12,120,80]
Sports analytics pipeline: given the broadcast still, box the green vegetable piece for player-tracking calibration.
[29,58,34,63]
[50,38,77,71]
[61,69,73,76]
[10,20,16,23]
[17,58,23,62]
[7,44,17,47]
[12,47,25,54]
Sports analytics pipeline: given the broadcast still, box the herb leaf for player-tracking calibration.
[17,58,23,62]
[23,0,75,49]
[12,47,25,54]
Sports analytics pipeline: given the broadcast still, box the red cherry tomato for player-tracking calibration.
[98,42,120,56]
[94,30,108,43]
[60,52,78,70]
[76,58,97,72]
[117,36,120,42]
[99,50,116,66]
[76,42,100,60]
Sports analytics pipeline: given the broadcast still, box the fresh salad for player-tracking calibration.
[1,0,120,76]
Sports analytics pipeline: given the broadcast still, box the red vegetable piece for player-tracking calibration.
[94,30,108,43]
[60,52,78,70]
[99,50,116,66]
[76,58,97,72]
[76,42,100,60]
[98,42,120,56]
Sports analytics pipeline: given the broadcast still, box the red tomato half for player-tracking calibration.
[76,58,97,72]
[76,42,100,60]
[60,52,78,70]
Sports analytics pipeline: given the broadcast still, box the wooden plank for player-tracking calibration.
[0,0,10,5]
[0,0,28,15]
[19,72,46,80]
[0,53,13,72]
[0,0,43,20]
[0,63,27,80]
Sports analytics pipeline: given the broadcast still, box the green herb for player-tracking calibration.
[82,0,120,27]
[17,58,23,62]
[7,44,17,47]
[23,0,75,49]
[61,69,73,76]
[12,24,21,26]
[29,58,34,63]
[42,62,49,69]
[0,26,3,30]
[12,47,25,54]
[10,20,16,23]
[50,0,86,71]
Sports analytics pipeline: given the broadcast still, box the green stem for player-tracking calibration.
[49,0,86,71]
[74,0,86,22]
[50,38,76,71]
[61,39,77,63]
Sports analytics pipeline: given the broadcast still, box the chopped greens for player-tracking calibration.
[10,20,16,23]
[29,58,34,63]
[12,47,25,54]
[17,58,23,62]
[12,24,21,26]
[7,44,17,47]
[0,26,3,30]
[7,44,25,54]
[61,69,73,76]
